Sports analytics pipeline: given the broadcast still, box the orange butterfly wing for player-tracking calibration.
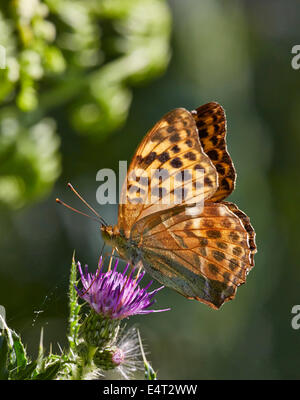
[118,108,218,237]
[130,201,256,309]
[192,102,236,201]
[111,102,257,309]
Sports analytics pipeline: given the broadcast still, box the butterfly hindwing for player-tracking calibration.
[222,201,257,266]
[130,201,256,309]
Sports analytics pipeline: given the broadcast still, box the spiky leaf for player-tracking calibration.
[33,360,61,380]
[0,335,9,380]
[12,361,38,380]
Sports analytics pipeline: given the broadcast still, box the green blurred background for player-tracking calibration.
[1,0,300,379]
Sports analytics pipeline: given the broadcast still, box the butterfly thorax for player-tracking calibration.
[101,225,142,265]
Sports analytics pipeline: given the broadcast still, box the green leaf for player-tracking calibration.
[12,361,38,380]
[33,361,61,380]
[0,335,9,380]
[11,331,27,370]
[144,361,157,380]
[137,329,157,380]
[0,320,27,376]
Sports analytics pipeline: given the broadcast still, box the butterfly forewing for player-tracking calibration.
[118,108,218,237]
[192,102,236,202]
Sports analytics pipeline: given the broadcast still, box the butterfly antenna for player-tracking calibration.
[56,198,102,223]
[67,183,108,227]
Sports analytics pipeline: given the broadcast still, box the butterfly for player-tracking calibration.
[58,102,256,309]
[98,102,257,309]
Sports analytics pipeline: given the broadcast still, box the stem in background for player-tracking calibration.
[68,253,81,352]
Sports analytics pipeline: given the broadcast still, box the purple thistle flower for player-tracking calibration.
[75,258,170,320]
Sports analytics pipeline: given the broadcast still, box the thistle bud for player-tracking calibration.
[94,346,125,370]
[80,311,120,348]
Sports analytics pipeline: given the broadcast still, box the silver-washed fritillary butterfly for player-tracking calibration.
[100,102,257,309]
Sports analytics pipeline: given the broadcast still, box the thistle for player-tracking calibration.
[73,257,169,379]
[76,258,169,319]
[0,256,167,380]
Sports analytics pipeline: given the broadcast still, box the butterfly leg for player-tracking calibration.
[108,248,116,271]
[132,260,145,284]
[134,264,143,283]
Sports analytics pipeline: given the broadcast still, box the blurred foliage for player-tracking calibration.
[0,0,171,209]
